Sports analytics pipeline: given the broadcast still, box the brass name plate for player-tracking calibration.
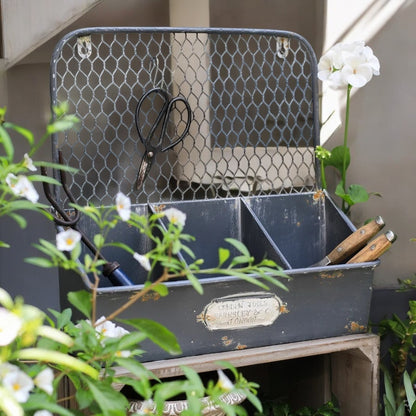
[197,292,285,331]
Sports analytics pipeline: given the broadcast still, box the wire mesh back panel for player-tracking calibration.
[50,28,320,205]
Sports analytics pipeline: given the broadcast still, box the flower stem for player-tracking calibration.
[342,84,352,212]
[320,161,327,190]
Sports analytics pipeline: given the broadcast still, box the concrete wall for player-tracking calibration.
[322,0,416,288]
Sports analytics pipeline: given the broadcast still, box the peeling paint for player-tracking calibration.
[313,189,325,203]
[320,271,343,279]
[236,343,247,350]
[140,292,161,302]
[345,321,366,332]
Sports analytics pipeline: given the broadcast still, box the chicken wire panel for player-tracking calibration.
[50,27,320,205]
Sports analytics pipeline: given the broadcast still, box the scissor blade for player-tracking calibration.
[135,152,154,190]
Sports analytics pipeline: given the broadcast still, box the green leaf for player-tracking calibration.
[47,119,77,135]
[82,377,128,416]
[347,184,369,205]
[181,366,205,396]
[27,174,61,186]
[94,233,105,249]
[0,125,14,161]
[218,247,230,267]
[3,122,34,145]
[404,371,416,409]
[7,212,27,228]
[0,241,10,248]
[67,290,92,319]
[185,272,203,295]
[23,396,74,416]
[324,145,350,173]
[151,283,169,297]
[24,257,55,268]
[36,160,78,173]
[120,318,181,355]
[225,238,250,257]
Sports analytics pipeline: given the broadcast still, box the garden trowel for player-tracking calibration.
[311,216,385,267]
[346,230,396,264]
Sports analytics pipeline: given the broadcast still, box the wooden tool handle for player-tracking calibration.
[327,216,385,264]
[346,230,396,264]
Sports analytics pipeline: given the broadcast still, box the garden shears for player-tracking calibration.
[135,87,192,189]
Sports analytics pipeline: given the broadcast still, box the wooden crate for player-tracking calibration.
[132,334,380,416]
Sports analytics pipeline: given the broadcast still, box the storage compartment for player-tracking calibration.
[151,197,290,275]
[245,192,353,268]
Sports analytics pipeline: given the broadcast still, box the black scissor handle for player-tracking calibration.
[160,96,192,152]
[135,87,191,151]
[135,87,170,147]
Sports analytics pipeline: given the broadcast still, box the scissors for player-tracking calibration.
[135,87,192,189]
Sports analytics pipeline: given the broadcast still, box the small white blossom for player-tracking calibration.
[116,192,131,221]
[163,208,186,228]
[115,350,131,358]
[217,369,234,392]
[23,153,37,171]
[2,367,34,403]
[0,308,23,346]
[134,399,156,415]
[56,229,81,251]
[34,368,54,395]
[6,174,39,203]
[318,41,379,89]
[133,252,151,271]
[34,411,53,416]
[94,316,129,338]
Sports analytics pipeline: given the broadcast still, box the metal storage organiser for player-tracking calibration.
[51,28,377,362]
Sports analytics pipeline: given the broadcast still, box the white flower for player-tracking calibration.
[23,153,37,171]
[56,229,82,251]
[2,367,34,403]
[116,192,131,221]
[34,411,53,416]
[318,41,380,89]
[216,369,234,392]
[115,350,131,358]
[94,316,129,338]
[163,208,186,228]
[34,368,54,395]
[134,399,155,415]
[6,173,39,203]
[133,252,151,271]
[0,308,23,346]
[0,363,20,378]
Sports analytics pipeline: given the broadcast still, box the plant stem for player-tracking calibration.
[341,84,352,212]
[320,161,327,190]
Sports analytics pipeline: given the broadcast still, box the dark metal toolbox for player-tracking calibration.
[51,27,377,362]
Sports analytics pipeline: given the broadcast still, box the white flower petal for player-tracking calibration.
[56,229,82,251]
[5,174,39,203]
[133,252,151,271]
[217,369,234,392]
[163,208,186,228]
[3,368,34,403]
[318,41,379,89]
[94,316,129,338]
[24,153,37,171]
[34,411,53,416]
[116,192,131,221]
[0,308,23,346]
[34,368,54,395]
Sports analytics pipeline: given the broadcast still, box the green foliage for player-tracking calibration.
[0,105,79,247]
[254,397,340,416]
[0,104,291,415]
[377,300,416,408]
